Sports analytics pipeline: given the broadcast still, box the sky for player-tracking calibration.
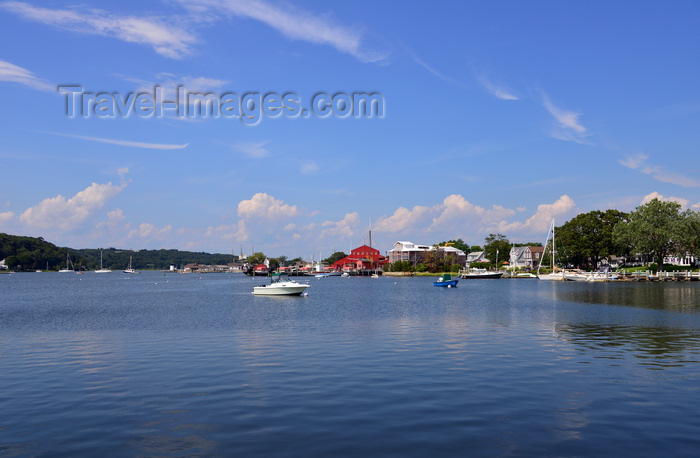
[1,1,699,259]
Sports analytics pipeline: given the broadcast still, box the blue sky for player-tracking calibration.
[1,1,699,259]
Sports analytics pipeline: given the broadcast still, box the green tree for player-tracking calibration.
[613,199,695,267]
[267,258,280,271]
[247,252,267,265]
[322,251,347,265]
[390,260,413,272]
[483,234,510,265]
[423,246,445,273]
[556,209,628,269]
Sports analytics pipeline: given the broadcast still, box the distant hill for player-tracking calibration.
[0,233,237,271]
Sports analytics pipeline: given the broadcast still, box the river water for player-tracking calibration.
[1,272,699,456]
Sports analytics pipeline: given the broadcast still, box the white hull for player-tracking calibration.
[253,281,310,296]
[95,269,111,273]
[563,272,588,282]
[459,270,503,279]
[538,272,566,281]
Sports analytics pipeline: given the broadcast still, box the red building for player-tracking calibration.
[332,245,388,271]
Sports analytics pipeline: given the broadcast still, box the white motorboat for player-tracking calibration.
[253,273,310,296]
[537,272,567,281]
[458,268,503,279]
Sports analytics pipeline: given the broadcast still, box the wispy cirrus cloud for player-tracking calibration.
[405,46,462,86]
[46,132,189,150]
[541,92,592,145]
[234,141,270,158]
[620,153,700,188]
[120,72,230,98]
[0,59,53,91]
[0,1,196,59]
[177,0,388,63]
[475,72,519,100]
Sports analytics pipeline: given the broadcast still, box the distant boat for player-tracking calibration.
[459,268,504,279]
[123,256,138,274]
[58,253,74,273]
[253,273,310,296]
[537,218,565,281]
[95,251,111,273]
[434,273,458,287]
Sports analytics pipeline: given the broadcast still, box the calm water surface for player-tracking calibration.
[1,272,700,456]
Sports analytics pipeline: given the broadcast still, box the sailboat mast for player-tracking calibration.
[369,217,372,249]
[552,218,555,270]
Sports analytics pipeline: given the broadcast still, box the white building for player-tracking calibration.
[466,251,488,264]
[388,241,466,266]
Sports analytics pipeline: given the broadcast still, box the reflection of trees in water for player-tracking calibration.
[557,323,700,369]
[555,283,700,313]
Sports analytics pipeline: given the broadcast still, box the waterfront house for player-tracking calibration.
[388,241,466,267]
[388,241,432,265]
[467,251,489,264]
[509,246,544,269]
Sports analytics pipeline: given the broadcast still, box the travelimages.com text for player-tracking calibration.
[58,86,385,125]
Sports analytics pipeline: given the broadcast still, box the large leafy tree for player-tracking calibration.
[247,252,267,265]
[483,234,510,265]
[322,251,347,265]
[613,199,698,267]
[556,209,628,269]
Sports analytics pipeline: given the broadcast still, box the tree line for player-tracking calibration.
[487,199,700,270]
[0,234,237,271]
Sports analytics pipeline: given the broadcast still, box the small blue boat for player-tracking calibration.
[434,273,458,287]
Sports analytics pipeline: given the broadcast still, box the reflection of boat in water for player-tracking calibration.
[434,273,458,287]
[253,273,310,296]
[458,268,503,279]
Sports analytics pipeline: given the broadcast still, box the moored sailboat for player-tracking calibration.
[537,218,566,281]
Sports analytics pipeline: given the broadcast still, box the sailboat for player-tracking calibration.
[95,251,111,273]
[537,218,566,281]
[123,256,138,274]
[58,253,74,273]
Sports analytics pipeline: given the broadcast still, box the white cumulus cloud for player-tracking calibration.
[641,192,689,207]
[238,193,298,220]
[19,181,127,230]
